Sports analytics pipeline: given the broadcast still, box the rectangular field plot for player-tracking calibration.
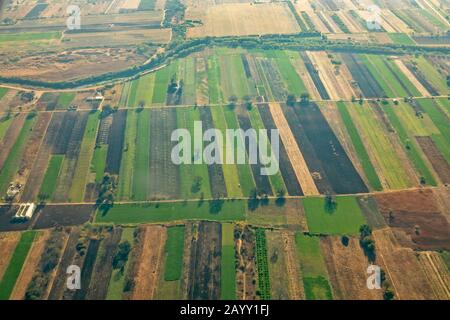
[302,196,366,235]
[187,3,301,38]
[294,233,333,300]
[220,223,236,299]
[95,200,246,224]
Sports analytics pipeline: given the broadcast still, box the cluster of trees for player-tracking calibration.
[97,173,117,213]
[112,241,132,273]
[25,228,65,300]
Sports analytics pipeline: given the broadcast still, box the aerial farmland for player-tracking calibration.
[0,0,449,306]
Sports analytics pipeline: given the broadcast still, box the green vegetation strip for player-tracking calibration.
[255,228,271,300]
[303,196,366,235]
[0,231,37,300]
[0,32,61,42]
[221,223,236,299]
[164,226,185,281]
[0,116,12,141]
[382,103,436,186]
[0,87,7,99]
[388,33,415,45]
[38,155,64,201]
[106,228,135,300]
[96,200,246,224]
[337,102,382,191]
[294,233,332,300]
[0,115,36,195]
[91,145,108,182]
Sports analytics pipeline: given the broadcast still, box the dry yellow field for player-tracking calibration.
[187,3,301,38]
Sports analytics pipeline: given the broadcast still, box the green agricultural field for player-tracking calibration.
[0,231,37,300]
[388,33,415,45]
[106,228,135,300]
[133,109,151,201]
[0,115,36,195]
[0,32,61,43]
[413,56,447,94]
[382,102,436,186]
[95,199,246,224]
[180,57,196,105]
[417,99,450,162]
[210,106,243,198]
[255,228,271,300]
[221,223,236,299]
[350,102,413,189]
[337,102,382,191]
[118,110,138,200]
[91,145,108,182]
[164,226,185,281]
[127,73,155,108]
[38,155,64,201]
[294,233,332,300]
[207,53,224,104]
[138,0,156,10]
[223,107,255,197]
[219,53,254,100]
[176,107,212,199]
[68,111,99,202]
[302,196,366,235]
[152,62,178,105]
[0,116,12,141]
[0,87,7,99]
[56,93,75,109]
[272,51,308,97]
[365,55,409,97]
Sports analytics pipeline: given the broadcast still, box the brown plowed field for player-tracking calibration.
[416,136,450,184]
[374,189,450,251]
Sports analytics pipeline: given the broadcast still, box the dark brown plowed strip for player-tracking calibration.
[199,107,227,198]
[105,110,127,175]
[187,222,221,300]
[149,108,180,199]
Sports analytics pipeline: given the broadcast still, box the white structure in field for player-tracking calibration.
[14,203,37,220]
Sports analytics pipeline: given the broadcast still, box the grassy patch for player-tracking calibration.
[38,155,64,200]
[0,231,37,300]
[0,32,60,42]
[221,223,236,299]
[118,110,137,200]
[91,145,108,182]
[294,233,332,300]
[337,102,382,191]
[0,116,12,141]
[56,93,75,109]
[106,228,135,300]
[388,33,415,45]
[133,109,151,201]
[96,200,246,224]
[0,116,36,195]
[0,87,7,99]
[272,51,308,97]
[176,107,212,199]
[164,226,185,281]
[382,102,436,186]
[302,196,366,235]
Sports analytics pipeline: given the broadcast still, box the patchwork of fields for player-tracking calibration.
[0,0,449,302]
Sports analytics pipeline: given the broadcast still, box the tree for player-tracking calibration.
[286,94,296,107]
[324,194,337,213]
[275,189,286,207]
[359,224,376,262]
[300,93,310,105]
[243,95,252,110]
